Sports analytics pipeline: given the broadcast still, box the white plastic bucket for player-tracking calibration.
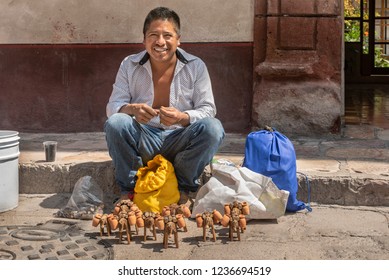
[0,131,20,212]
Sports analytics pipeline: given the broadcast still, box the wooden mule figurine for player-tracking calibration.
[142,212,157,242]
[202,211,217,242]
[163,216,179,249]
[228,213,241,241]
[99,214,111,237]
[92,213,112,237]
[118,212,132,244]
[228,202,246,241]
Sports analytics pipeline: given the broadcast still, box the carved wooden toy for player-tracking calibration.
[94,199,142,245]
[195,209,223,242]
[168,203,191,218]
[163,215,179,249]
[118,211,132,244]
[142,211,157,242]
[222,201,249,241]
[155,214,165,230]
[162,203,191,233]
[114,199,136,215]
[175,214,187,232]
[92,213,112,237]
[202,211,216,242]
[107,214,119,231]
[228,211,241,241]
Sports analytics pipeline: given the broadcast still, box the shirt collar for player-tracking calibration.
[135,48,194,65]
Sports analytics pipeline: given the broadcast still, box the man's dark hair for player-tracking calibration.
[143,7,181,37]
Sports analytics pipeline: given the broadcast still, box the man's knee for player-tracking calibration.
[195,117,225,143]
[104,113,134,134]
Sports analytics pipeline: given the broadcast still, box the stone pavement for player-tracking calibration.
[0,124,388,260]
[1,195,388,260]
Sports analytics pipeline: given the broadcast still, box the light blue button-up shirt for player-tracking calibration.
[106,48,217,130]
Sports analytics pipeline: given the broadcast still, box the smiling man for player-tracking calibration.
[104,7,225,205]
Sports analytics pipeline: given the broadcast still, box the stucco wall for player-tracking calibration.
[0,1,254,133]
[0,0,345,136]
[0,0,254,44]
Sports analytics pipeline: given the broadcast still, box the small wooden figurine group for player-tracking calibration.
[92,199,250,247]
[92,200,191,248]
[196,200,250,241]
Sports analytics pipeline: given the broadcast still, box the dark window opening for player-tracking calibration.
[345,0,389,75]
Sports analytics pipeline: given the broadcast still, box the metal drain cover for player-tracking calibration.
[0,220,113,260]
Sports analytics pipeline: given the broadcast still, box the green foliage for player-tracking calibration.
[374,46,389,67]
[344,0,361,18]
[344,20,360,42]
[344,0,389,67]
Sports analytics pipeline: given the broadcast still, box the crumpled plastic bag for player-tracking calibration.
[55,176,104,220]
[191,164,289,220]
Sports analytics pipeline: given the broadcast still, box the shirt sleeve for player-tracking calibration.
[106,58,131,118]
[184,61,217,123]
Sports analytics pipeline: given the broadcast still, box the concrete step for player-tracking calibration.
[17,127,389,206]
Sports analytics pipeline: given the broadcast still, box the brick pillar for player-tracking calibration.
[253,0,342,136]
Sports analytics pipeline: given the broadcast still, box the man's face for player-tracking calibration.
[143,19,181,64]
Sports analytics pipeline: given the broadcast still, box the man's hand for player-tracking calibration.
[159,106,190,127]
[119,103,158,124]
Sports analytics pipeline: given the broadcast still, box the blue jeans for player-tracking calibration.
[104,113,225,194]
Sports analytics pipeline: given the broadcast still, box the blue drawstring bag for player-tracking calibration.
[243,127,308,212]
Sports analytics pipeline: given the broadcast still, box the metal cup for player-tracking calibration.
[43,141,57,162]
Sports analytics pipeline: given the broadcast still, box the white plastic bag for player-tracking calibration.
[191,164,289,220]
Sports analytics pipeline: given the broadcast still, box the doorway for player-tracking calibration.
[344,0,389,129]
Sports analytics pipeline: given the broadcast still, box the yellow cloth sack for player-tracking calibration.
[133,154,180,213]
